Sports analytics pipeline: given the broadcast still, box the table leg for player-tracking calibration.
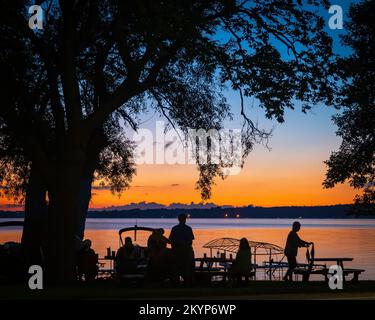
[337,260,345,283]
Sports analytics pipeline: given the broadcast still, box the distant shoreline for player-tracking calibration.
[1,204,373,219]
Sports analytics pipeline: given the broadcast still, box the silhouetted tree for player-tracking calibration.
[1,0,336,282]
[324,0,375,215]
[0,111,136,258]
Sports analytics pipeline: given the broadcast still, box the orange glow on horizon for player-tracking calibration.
[0,150,359,210]
[87,160,358,209]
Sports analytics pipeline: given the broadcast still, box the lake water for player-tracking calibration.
[1,218,375,280]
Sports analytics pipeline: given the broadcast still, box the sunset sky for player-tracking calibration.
[0,1,359,210]
[86,102,358,209]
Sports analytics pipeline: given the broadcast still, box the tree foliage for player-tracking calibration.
[0,0,336,202]
[323,0,375,215]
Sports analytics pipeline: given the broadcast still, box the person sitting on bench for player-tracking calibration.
[115,237,141,275]
[283,221,313,282]
[77,239,99,282]
[230,238,253,285]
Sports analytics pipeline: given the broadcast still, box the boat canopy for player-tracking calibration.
[118,225,156,244]
[203,237,284,256]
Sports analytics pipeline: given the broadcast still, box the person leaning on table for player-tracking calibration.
[283,221,313,282]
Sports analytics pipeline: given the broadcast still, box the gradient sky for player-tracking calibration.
[0,1,359,210]
[88,102,358,209]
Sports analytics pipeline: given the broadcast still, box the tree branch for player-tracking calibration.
[59,0,83,132]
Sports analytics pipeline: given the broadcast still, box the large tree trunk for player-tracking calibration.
[22,165,93,269]
[36,132,101,284]
[76,177,92,240]
[45,164,82,284]
[22,165,47,265]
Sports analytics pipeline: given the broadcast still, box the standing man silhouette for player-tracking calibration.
[283,221,313,281]
[169,213,195,284]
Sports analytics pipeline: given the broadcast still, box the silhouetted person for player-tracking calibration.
[231,238,253,285]
[283,221,312,281]
[0,242,26,282]
[115,237,140,275]
[123,236,135,255]
[148,228,169,250]
[147,229,171,282]
[77,239,98,282]
[169,214,195,284]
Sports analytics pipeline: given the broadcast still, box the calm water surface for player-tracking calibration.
[1,218,375,279]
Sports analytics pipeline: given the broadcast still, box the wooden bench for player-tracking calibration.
[118,273,146,286]
[194,270,256,285]
[293,246,365,282]
[229,271,256,285]
[294,266,328,282]
[343,268,365,282]
[194,270,229,284]
[294,267,365,282]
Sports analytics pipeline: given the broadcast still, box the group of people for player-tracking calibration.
[114,215,312,284]
[75,216,312,284]
[115,213,195,284]
[0,215,312,285]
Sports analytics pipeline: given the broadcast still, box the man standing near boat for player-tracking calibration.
[169,213,195,285]
[283,221,313,281]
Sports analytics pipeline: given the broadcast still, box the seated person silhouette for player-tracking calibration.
[148,228,169,250]
[283,221,313,281]
[147,229,171,281]
[76,239,99,282]
[115,237,140,275]
[0,242,27,282]
[230,238,253,285]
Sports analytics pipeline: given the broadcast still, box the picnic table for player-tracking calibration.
[294,256,365,282]
[194,257,256,284]
[313,257,352,269]
[195,257,233,271]
[194,257,234,284]
[98,256,116,278]
[312,257,364,282]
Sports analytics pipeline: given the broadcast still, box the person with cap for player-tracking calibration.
[169,213,195,284]
[283,221,313,281]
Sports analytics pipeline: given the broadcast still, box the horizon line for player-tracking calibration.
[0,202,355,213]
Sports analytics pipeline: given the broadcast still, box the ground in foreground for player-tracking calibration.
[1,280,375,300]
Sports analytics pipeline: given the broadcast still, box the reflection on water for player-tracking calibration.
[1,218,375,280]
